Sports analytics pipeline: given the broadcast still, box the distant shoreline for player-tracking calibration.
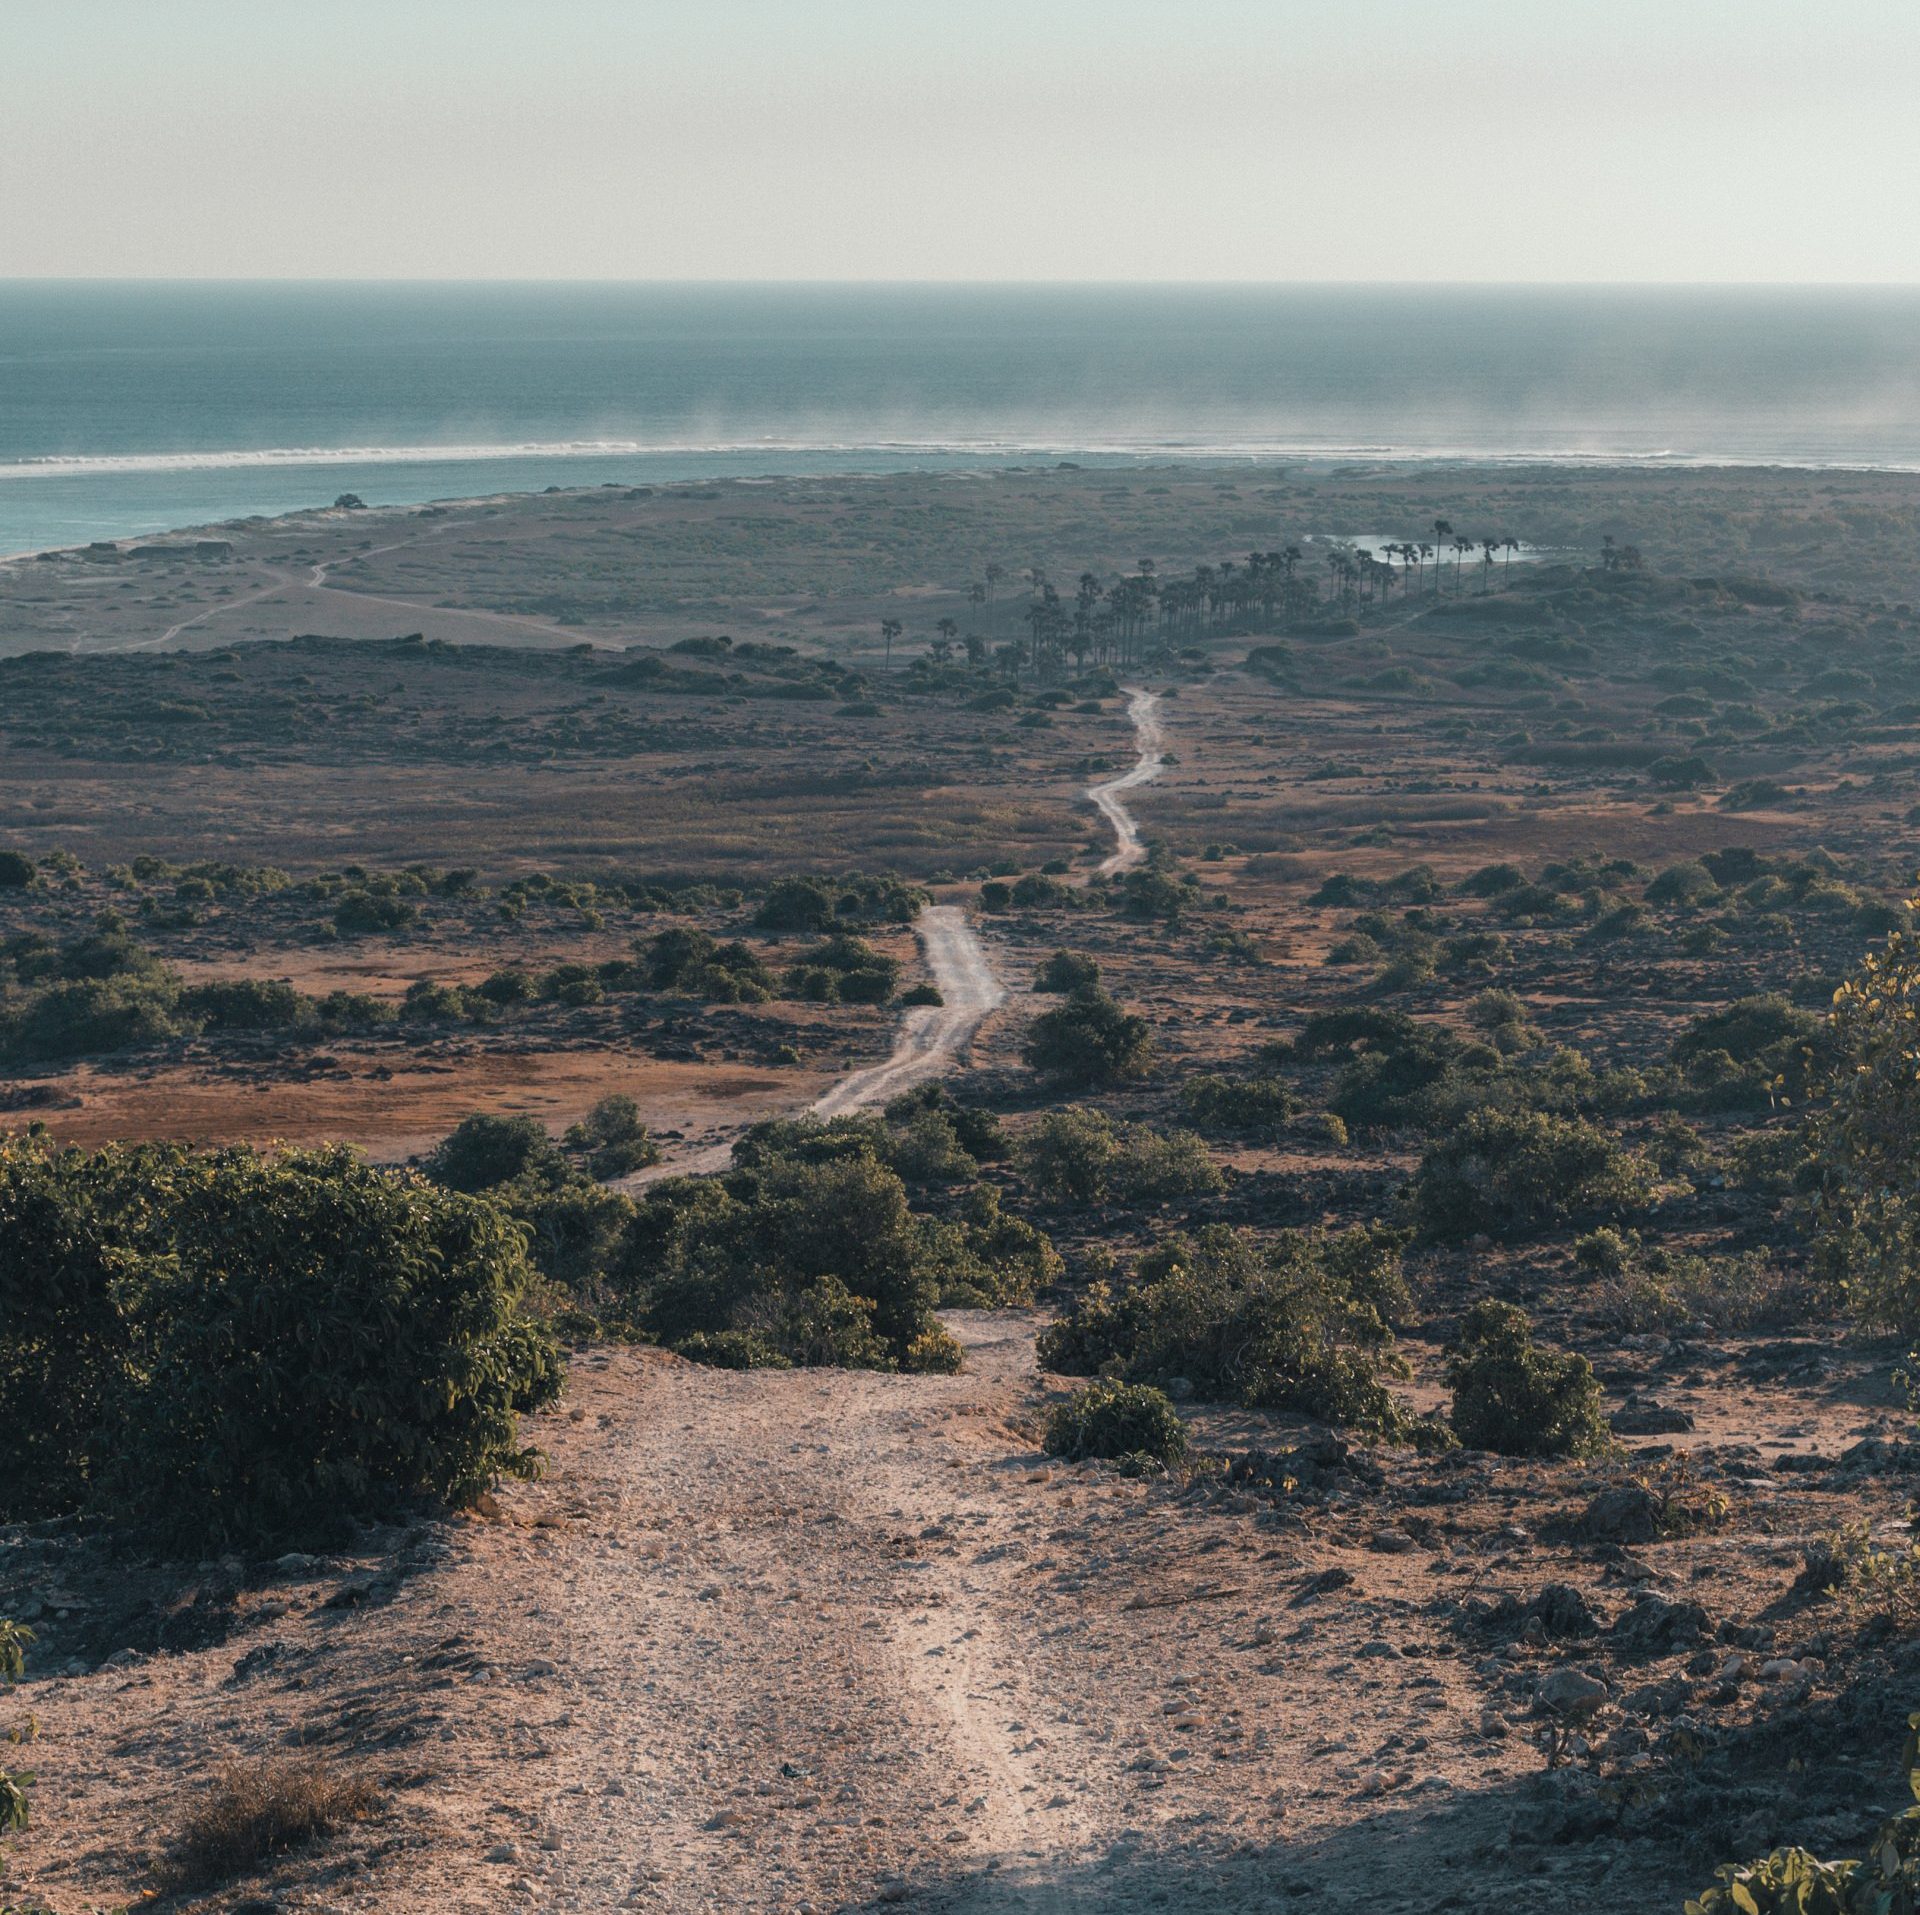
[8,445,1920,567]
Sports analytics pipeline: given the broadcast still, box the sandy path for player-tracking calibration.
[624,688,1166,1187]
[1087,687,1165,875]
[617,904,1007,1187]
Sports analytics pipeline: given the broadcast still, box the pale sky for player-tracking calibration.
[5,0,1918,282]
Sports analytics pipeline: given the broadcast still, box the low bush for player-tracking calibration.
[1044,1380,1187,1470]
[647,927,776,1002]
[1032,949,1101,994]
[621,1141,1017,1372]
[562,1094,660,1179]
[333,890,417,936]
[0,972,189,1063]
[1016,1106,1221,1208]
[1444,1300,1607,1456]
[0,850,36,889]
[1036,1223,1413,1435]
[1178,1073,1300,1131]
[0,1137,561,1543]
[425,1113,570,1193]
[1023,985,1155,1086]
[1408,1108,1654,1241]
[181,977,314,1033]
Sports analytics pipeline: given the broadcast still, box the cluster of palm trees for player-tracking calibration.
[879,516,1526,683]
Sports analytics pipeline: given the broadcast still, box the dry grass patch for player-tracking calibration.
[162,1756,377,1891]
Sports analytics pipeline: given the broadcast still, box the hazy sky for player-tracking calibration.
[6,0,1918,281]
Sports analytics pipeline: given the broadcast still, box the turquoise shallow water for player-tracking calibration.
[4,282,1919,555]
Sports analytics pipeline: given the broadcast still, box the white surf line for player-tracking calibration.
[614,904,1006,1190]
[1087,684,1166,874]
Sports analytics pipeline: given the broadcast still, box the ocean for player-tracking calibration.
[4,282,1920,558]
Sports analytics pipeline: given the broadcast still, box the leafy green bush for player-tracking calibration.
[1408,1108,1654,1241]
[0,1137,561,1543]
[1016,1106,1221,1208]
[333,890,418,936]
[1037,1223,1413,1434]
[785,932,899,1004]
[1177,1073,1299,1131]
[1645,860,1720,907]
[1044,1380,1187,1469]
[1115,868,1199,922]
[425,1113,569,1193]
[0,973,189,1064]
[563,1094,660,1179]
[646,927,776,1002]
[0,850,36,889]
[181,977,315,1032]
[1033,949,1101,994]
[622,1147,984,1372]
[1023,985,1155,1085]
[1444,1300,1607,1456]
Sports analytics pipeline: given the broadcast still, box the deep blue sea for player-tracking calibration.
[5,283,1920,557]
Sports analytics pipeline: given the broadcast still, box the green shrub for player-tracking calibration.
[1178,1073,1299,1131]
[1033,949,1101,994]
[333,890,418,936]
[1036,1223,1413,1435]
[1115,868,1199,922]
[425,1113,570,1193]
[647,928,776,1001]
[0,851,36,889]
[625,1149,981,1372]
[477,967,536,1004]
[1444,1300,1607,1457]
[0,1136,561,1542]
[181,977,314,1033]
[1408,1108,1654,1241]
[1044,1380,1188,1469]
[673,1330,793,1370]
[315,989,394,1028]
[899,983,943,1006]
[1016,1106,1221,1208]
[1645,861,1720,907]
[563,1094,660,1179]
[1023,985,1155,1086]
[0,973,189,1064]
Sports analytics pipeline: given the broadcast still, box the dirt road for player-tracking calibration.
[1087,688,1165,876]
[17,1309,1689,1914]
[625,686,1166,1184]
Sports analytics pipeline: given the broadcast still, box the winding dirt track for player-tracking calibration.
[1087,688,1165,876]
[623,687,1162,1185]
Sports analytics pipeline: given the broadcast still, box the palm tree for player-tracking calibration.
[935,615,959,652]
[1452,535,1473,591]
[984,563,1005,605]
[967,581,986,618]
[1431,519,1453,593]
[1502,536,1520,585]
[881,617,901,663]
[1479,538,1498,594]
